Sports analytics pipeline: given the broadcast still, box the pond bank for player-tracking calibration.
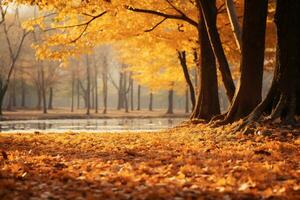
[0,108,189,121]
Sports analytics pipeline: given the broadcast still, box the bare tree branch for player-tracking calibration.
[125,5,198,27]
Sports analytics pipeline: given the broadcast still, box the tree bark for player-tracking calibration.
[48,87,53,110]
[149,92,153,111]
[239,0,300,128]
[197,0,235,102]
[86,55,91,115]
[178,51,196,109]
[40,64,47,114]
[220,0,268,124]
[185,89,189,113]
[21,75,26,108]
[71,71,75,112]
[117,72,124,110]
[225,0,242,51]
[137,85,141,110]
[102,57,108,114]
[130,76,134,111]
[191,7,220,120]
[166,89,174,114]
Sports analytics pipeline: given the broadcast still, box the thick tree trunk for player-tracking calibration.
[197,0,235,102]
[220,0,268,124]
[178,51,196,109]
[239,0,300,128]
[149,92,153,111]
[191,8,220,120]
[48,87,53,110]
[137,85,141,110]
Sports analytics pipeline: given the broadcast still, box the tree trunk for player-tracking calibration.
[117,72,124,110]
[71,72,75,112]
[124,72,129,113]
[137,85,141,110]
[48,87,53,110]
[242,0,300,126]
[130,76,134,111]
[86,55,91,115]
[149,92,153,111]
[36,88,41,110]
[12,72,17,108]
[185,89,189,113]
[41,66,47,114]
[166,89,174,114]
[197,0,235,102]
[0,85,7,116]
[102,72,108,114]
[191,7,221,120]
[220,0,268,124]
[94,58,99,114]
[178,51,196,109]
[77,79,80,109]
[21,76,26,108]
[225,0,242,51]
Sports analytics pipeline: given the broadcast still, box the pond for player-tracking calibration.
[0,118,186,133]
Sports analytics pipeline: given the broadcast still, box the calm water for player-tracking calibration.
[0,118,186,133]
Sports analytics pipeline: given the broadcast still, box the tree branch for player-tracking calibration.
[125,5,198,27]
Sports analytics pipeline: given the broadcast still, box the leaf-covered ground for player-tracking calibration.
[0,123,300,200]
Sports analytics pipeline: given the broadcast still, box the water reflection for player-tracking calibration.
[0,118,185,132]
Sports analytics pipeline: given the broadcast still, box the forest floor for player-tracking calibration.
[0,122,300,200]
[1,108,189,121]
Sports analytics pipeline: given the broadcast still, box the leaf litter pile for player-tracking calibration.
[0,123,300,200]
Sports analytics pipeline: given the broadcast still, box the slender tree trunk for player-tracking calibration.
[71,72,75,112]
[36,88,41,110]
[178,51,196,108]
[137,85,141,110]
[185,89,189,113]
[0,84,8,116]
[220,0,268,124]
[166,89,174,114]
[197,0,235,102]
[191,7,220,120]
[48,87,53,110]
[41,65,47,114]
[102,72,108,114]
[77,79,80,109]
[117,72,124,110]
[124,72,129,113]
[12,72,16,108]
[225,0,242,51]
[130,76,134,111]
[94,58,99,114]
[21,75,26,108]
[193,50,199,95]
[149,92,153,111]
[86,55,91,115]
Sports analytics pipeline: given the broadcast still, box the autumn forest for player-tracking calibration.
[0,0,300,199]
